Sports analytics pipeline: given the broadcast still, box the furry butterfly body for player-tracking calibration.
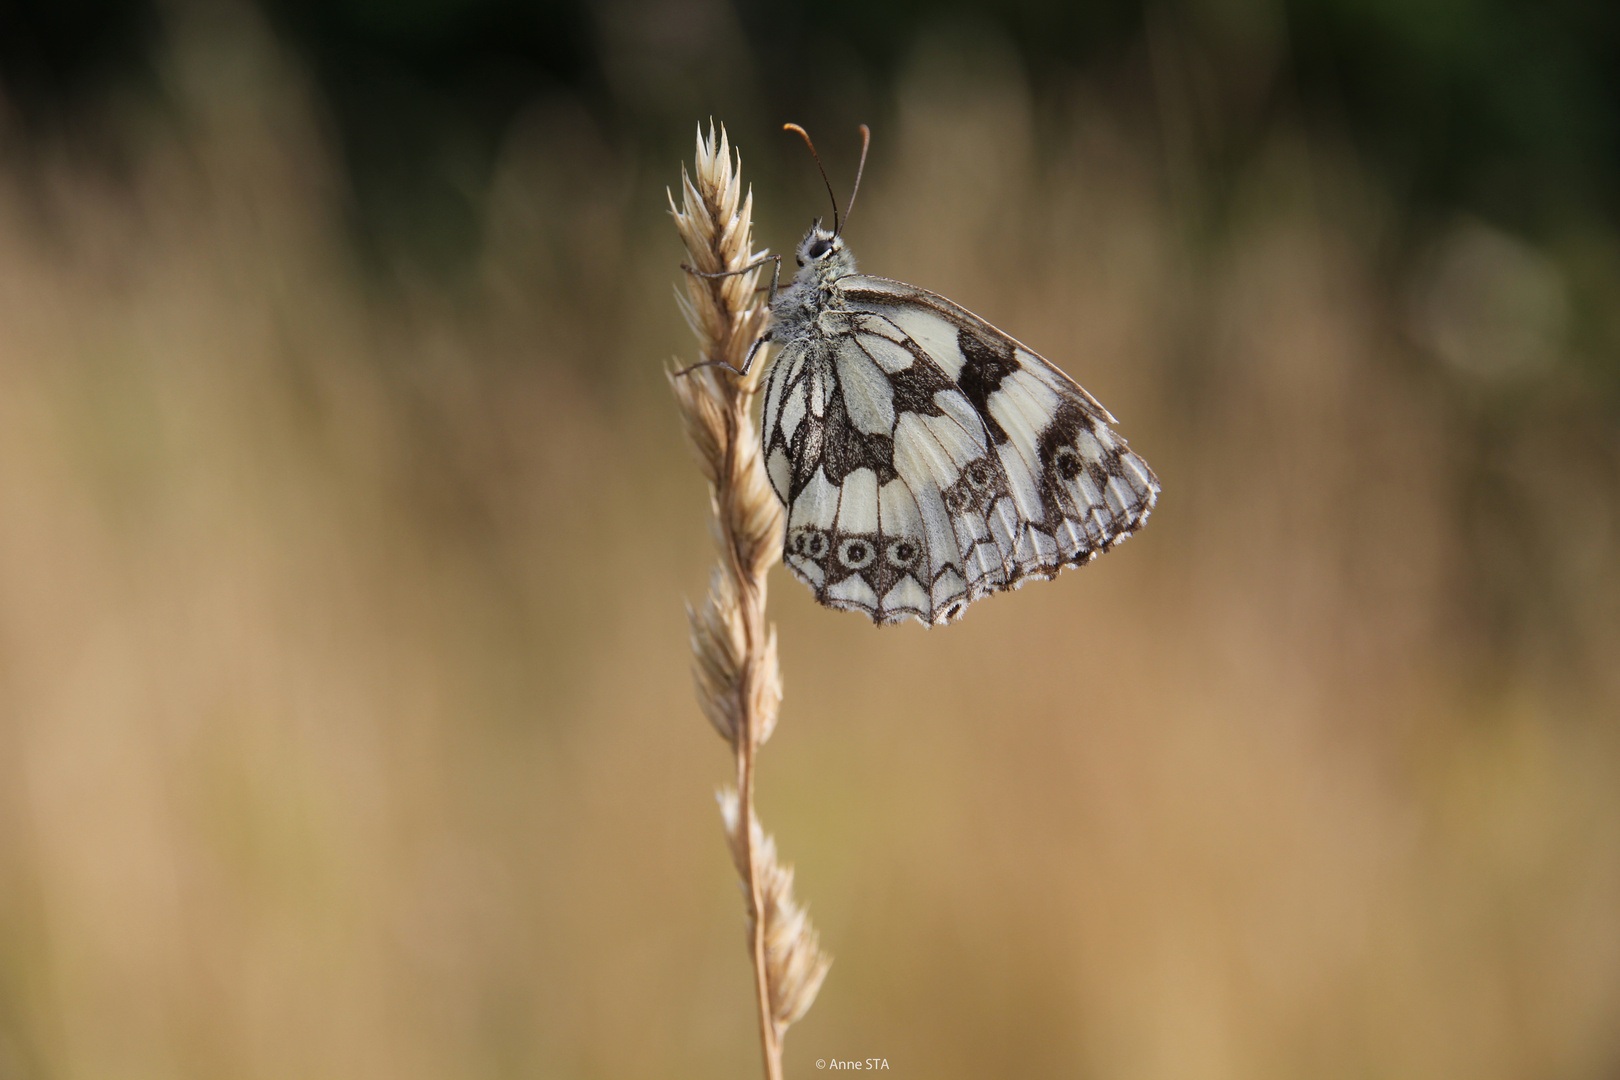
[758,222,1160,626]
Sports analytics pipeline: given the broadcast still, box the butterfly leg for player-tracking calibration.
[763,252,780,303]
[681,254,780,295]
[675,329,771,378]
[675,255,780,378]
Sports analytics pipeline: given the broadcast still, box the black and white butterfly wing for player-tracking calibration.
[761,274,1159,626]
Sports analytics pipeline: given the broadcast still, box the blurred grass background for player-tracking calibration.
[0,0,1617,1077]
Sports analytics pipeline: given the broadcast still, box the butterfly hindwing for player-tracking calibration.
[761,263,1158,626]
[764,332,940,622]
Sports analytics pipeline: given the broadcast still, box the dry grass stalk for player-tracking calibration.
[668,122,831,1080]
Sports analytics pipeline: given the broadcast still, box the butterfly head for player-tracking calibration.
[794,221,855,279]
[781,124,869,285]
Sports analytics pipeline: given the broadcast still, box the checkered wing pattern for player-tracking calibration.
[761,275,1158,626]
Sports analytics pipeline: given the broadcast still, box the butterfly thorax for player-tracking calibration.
[768,224,856,344]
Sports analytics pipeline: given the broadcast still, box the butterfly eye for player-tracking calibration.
[807,239,831,260]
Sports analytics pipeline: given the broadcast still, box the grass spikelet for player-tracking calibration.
[668,121,828,1080]
[719,790,834,1031]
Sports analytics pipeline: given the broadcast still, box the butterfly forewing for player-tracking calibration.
[760,243,1158,626]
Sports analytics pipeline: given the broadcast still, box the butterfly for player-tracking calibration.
[695,125,1159,626]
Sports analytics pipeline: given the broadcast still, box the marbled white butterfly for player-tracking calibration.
[694,125,1159,626]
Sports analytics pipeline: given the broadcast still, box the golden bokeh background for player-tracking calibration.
[0,3,1616,1078]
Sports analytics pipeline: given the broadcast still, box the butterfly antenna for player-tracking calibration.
[784,123,840,235]
[838,125,871,237]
